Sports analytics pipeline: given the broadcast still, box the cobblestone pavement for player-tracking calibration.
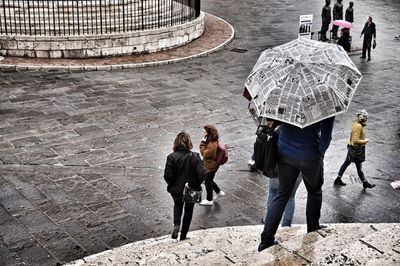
[1,0,399,265]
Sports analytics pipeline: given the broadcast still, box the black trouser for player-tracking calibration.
[320,22,329,39]
[362,35,372,59]
[172,194,194,238]
[261,155,324,244]
[332,25,339,37]
[205,171,220,201]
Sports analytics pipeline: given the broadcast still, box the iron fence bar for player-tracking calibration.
[47,0,50,35]
[0,0,3,34]
[7,0,12,34]
[76,0,79,34]
[17,0,21,34]
[0,0,200,36]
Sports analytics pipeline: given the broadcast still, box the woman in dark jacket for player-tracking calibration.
[164,131,206,240]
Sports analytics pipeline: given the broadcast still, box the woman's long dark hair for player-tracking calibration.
[204,125,219,142]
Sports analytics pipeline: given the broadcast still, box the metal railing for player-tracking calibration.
[0,0,200,36]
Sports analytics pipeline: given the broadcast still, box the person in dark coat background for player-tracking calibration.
[337,28,351,52]
[332,0,344,39]
[164,131,206,241]
[360,16,376,60]
[320,0,332,41]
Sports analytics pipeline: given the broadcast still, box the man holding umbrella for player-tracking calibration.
[244,38,363,251]
[258,117,335,251]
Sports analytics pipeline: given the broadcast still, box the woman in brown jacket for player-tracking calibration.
[334,110,375,189]
[199,125,225,206]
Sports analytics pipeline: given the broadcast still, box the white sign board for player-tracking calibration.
[298,14,313,39]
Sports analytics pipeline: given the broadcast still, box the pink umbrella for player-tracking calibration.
[333,20,353,29]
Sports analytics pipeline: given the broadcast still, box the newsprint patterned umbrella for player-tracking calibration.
[244,38,362,128]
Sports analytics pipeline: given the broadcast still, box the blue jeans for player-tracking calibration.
[265,176,302,227]
[261,155,324,244]
[337,153,366,182]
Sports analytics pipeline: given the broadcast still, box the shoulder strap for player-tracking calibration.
[180,152,195,183]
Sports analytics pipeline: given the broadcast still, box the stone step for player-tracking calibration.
[64,223,400,265]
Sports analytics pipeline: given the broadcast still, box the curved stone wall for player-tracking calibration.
[0,0,203,58]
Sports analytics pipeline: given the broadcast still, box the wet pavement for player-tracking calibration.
[1,0,400,265]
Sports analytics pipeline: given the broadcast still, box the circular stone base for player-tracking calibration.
[0,13,234,71]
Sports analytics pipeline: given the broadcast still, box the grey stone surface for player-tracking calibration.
[0,0,400,265]
[65,224,400,266]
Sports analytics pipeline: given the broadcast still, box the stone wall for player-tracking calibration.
[0,0,203,58]
[0,12,204,58]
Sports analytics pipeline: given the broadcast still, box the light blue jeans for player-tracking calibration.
[264,176,302,227]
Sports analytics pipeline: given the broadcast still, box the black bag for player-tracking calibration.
[182,183,202,203]
[182,153,202,203]
[347,144,365,163]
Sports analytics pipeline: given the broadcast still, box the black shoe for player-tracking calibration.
[258,240,278,252]
[334,178,346,186]
[180,235,188,241]
[171,225,180,239]
[363,181,376,189]
[360,56,366,59]
[368,58,371,61]
[307,224,328,233]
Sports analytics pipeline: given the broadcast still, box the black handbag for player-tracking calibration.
[182,183,202,203]
[182,153,202,203]
[347,144,365,163]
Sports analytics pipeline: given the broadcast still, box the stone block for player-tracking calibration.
[33,41,51,50]
[34,50,50,58]
[17,41,34,50]
[94,39,113,49]
[62,49,87,58]
[144,42,159,53]
[24,50,35,57]
[64,41,84,50]
[50,42,66,50]
[7,49,25,57]
[158,38,169,49]
[101,47,123,57]
[1,39,18,49]
[86,49,102,58]
[49,50,63,59]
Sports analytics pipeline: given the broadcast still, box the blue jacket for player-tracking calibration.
[278,117,335,160]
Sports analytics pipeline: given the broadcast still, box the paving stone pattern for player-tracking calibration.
[0,0,400,265]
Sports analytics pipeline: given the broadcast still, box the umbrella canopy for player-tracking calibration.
[333,20,353,29]
[244,38,362,128]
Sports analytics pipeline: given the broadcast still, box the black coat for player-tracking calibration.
[254,125,279,177]
[164,150,206,195]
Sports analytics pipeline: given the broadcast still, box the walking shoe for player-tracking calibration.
[363,181,376,189]
[248,159,255,166]
[180,235,189,241]
[360,56,366,59]
[171,225,180,239]
[199,199,213,206]
[258,240,278,252]
[334,177,346,186]
[214,191,225,200]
